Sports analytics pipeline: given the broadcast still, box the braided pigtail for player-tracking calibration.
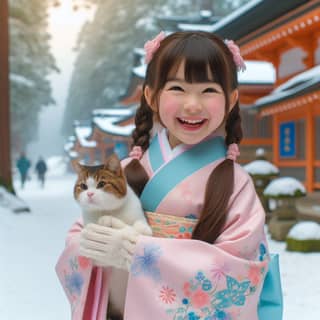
[125,91,154,196]
[131,93,154,152]
[192,102,243,244]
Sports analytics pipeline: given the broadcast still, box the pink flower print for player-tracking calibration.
[210,261,230,283]
[78,256,90,270]
[248,264,261,286]
[183,282,191,297]
[190,288,210,309]
[159,286,176,304]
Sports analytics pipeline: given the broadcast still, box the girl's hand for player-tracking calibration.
[79,217,139,271]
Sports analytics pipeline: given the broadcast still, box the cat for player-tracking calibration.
[73,154,152,320]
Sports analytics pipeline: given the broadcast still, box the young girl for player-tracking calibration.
[56,31,281,320]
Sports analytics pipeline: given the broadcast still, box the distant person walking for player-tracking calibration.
[16,152,31,189]
[35,157,48,188]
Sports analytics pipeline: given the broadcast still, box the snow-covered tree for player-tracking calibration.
[9,0,58,152]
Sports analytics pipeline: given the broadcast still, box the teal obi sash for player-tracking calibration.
[140,134,283,320]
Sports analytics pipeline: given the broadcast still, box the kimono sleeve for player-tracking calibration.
[55,220,108,320]
[124,165,269,320]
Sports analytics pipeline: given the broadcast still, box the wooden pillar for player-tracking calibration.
[0,0,13,191]
[306,106,314,192]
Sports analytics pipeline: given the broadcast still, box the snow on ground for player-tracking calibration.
[0,173,320,319]
[0,173,80,320]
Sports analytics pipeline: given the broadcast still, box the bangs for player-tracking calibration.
[164,34,224,84]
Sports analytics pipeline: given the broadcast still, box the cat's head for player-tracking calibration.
[73,154,127,212]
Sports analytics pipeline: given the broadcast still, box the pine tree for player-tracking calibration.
[9,0,58,153]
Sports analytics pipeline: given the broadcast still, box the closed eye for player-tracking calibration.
[202,87,219,93]
[168,86,184,92]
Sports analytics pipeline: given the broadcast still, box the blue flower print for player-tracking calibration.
[195,271,205,281]
[215,276,250,309]
[131,244,162,282]
[187,311,200,320]
[202,279,213,291]
[182,298,189,305]
[214,309,228,320]
[259,243,267,261]
[184,213,197,220]
[65,271,84,296]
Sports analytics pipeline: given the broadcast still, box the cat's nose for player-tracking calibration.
[87,191,94,198]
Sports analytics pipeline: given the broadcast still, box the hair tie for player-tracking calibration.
[226,143,240,161]
[224,39,246,72]
[129,146,143,160]
[144,31,166,64]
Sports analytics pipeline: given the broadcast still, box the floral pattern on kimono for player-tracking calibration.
[56,221,110,320]
[123,130,269,319]
[56,129,269,320]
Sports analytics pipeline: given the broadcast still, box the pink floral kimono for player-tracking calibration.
[56,130,269,320]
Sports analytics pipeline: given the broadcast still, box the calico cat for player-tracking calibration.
[73,154,151,319]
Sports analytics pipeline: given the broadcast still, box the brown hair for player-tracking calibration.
[130,31,243,243]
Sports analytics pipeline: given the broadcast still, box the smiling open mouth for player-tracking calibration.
[177,117,207,129]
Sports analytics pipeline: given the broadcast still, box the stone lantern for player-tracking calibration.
[263,177,306,241]
[243,159,279,215]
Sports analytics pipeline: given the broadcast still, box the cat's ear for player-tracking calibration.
[72,160,83,174]
[104,154,122,176]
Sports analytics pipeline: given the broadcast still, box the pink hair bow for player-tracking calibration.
[129,146,143,160]
[144,31,166,64]
[224,40,246,72]
[226,143,240,161]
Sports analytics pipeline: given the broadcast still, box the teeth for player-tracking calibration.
[180,118,204,124]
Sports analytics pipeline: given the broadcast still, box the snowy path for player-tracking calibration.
[0,175,79,320]
[0,174,320,319]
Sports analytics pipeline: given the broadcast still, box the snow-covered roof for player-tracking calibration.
[74,126,96,148]
[93,117,135,137]
[288,221,320,240]
[92,105,136,136]
[178,0,308,42]
[69,150,79,159]
[243,160,279,176]
[92,105,137,118]
[239,61,275,84]
[133,48,145,57]
[133,64,147,78]
[178,0,263,32]
[64,141,75,152]
[263,177,306,198]
[254,65,320,108]
[132,60,275,84]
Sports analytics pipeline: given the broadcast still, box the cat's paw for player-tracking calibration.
[98,215,113,227]
[133,220,153,236]
[99,216,128,229]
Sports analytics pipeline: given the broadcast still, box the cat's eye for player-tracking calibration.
[79,183,88,190]
[97,181,106,189]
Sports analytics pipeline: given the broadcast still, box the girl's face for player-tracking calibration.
[146,61,238,148]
